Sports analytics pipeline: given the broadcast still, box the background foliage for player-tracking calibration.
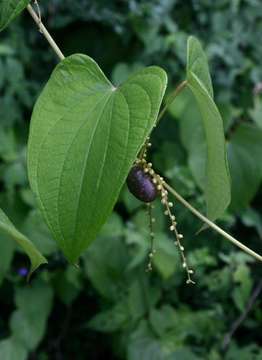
[0,0,262,359]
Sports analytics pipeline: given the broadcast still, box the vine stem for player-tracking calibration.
[157,80,187,122]
[26,4,65,61]
[163,182,262,262]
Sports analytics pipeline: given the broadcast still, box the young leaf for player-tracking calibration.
[28,54,167,263]
[186,36,231,221]
[0,208,47,273]
[0,0,30,32]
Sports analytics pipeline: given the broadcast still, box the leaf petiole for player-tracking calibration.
[27,4,65,60]
[157,80,187,122]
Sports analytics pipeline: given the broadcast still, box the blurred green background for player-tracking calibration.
[0,1,262,359]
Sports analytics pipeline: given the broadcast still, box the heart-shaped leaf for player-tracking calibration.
[28,54,167,262]
[0,0,30,32]
[186,36,231,221]
[0,208,47,274]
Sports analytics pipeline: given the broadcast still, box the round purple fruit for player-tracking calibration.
[127,165,157,203]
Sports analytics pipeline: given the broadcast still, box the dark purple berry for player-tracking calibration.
[127,165,157,203]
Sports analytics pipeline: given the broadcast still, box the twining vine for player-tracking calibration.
[26,2,262,270]
[0,1,261,281]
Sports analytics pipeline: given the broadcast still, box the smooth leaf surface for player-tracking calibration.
[187,36,213,98]
[169,87,207,190]
[0,234,14,285]
[0,0,30,31]
[0,338,27,360]
[249,96,262,129]
[227,123,262,211]
[0,208,47,273]
[10,280,53,350]
[28,54,167,262]
[186,36,231,221]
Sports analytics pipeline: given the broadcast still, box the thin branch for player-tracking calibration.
[157,80,187,122]
[222,279,262,350]
[27,4,65,61]
[163,182,262,262]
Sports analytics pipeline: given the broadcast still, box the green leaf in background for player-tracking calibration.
[10,280,53,351]
[187,36,213,98]
[249,95,262,129]
[28,54,167,263]
[228,123,262,211]
[0,233,15,285]
[152,233,179,279]
[84,232,129,300]
[0,280,53,359]
[0,208,47,274]
[88,300,130,332]
[169,87,207,190]
[0,338,27,360]
[232,263,253,312]
[0,0,30,32]
[186,36,231,221]
[22,210,58,256]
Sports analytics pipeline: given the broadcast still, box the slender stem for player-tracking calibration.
[157,80,187,122]
[163,182,262,262]
[27,4,65,61]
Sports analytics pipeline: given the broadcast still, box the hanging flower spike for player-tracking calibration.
[127,149,195,284]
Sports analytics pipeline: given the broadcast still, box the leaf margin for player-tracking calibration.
[0,0,30,32]
[0,208,47,275]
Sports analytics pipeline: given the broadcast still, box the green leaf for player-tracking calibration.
[227,123,262,211]
[84,234,129,300]
[169,87,207,190]
[0,233,15,285]
[22,210,58,256]
[88,301,129,332]
[187,36,213,98]
[249,96,262,129]
[0,208,47,274]
[0,0,30,32]
[0,338,27,360]
[28,54,167,262]
[186,36,231,221]
[53,266,82,305]
[241,208,262,238]
[232,263,253,312]
[10,280,53,350]
[152,233,179,279]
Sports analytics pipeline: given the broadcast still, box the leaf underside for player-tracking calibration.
[186,36,231,221]
[0,208,47,274]
[28,54,167,262]
[0,0,30,31]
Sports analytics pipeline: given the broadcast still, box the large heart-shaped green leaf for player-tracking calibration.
[186,36,231,221]
[0,0,30,32]
[28,54,167,262]
[0,208,47,274]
